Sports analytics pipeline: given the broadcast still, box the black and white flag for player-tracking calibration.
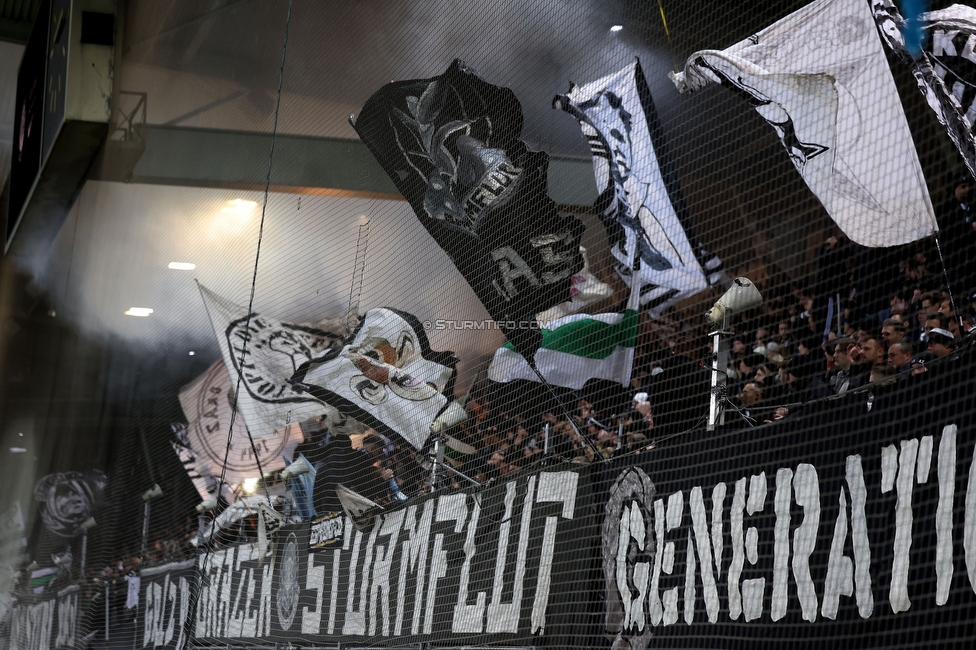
[555,60,724,317]
[872,1,976,180]
[671,0,938,247]
[199,284,352,438]
[176,362,305,497]
[353,59,585,356]
[290,308,465,451]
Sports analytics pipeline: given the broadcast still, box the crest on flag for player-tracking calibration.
[555,60,722,316]
[33,471,106,538]
[291,308,464,451]
[176,361,303,495]
[671,0,937,247]
[198,284,349,438]
[353,59,585,356]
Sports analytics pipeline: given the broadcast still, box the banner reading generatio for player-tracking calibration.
[599,366,976,649]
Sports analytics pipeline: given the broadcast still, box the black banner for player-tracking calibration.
[353,59,585,357]
[193,469,595,646]
[8,585,81,650]
[137,561,197,650]
[599,363,976,649]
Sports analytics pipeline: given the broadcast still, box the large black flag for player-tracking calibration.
[353,59,585,356]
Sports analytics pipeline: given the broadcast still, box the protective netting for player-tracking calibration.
[1,0,976,649]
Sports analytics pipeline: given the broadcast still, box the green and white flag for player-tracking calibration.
[487,309,638,389]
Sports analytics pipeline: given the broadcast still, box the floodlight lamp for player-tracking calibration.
[142,484,163,501]
[705,277,763,327]
[26,561,39,572]
[80,517,97,532]
[280,457,311,480]
[51,551,71,568]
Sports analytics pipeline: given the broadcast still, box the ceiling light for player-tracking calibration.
[242,477,259,494]
[124,307,154,317]
[189,351,195,356]
[221,199,257,218]
[10,447,27,453]
[168,262,196,271]
[610,24,623,32]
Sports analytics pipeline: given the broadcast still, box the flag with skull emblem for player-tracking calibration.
[290,308,465,451]
[352,59,585,357]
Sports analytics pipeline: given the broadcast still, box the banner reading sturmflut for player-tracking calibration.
[555,59,722,316]
[872,0,976,180]
[671,0,938,247]
[353,59,585,357]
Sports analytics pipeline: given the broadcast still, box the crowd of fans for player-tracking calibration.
[14,180,975,588]
[286,176,976,517]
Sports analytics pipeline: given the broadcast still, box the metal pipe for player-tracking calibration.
[141,501,151,561]
[707,314,730,431]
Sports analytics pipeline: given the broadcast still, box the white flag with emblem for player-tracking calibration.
[175,361,305,497]
[555,60,724,316]
[671,0,938,247]
[198,284,353,440]
[291,308,465,451]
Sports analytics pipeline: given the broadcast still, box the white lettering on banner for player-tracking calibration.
[792,464,819,622]
[771,468,792,621]
[937,426,956,605]
[487,475,534,633]
[195,544,273,640]
[605,424,976,646]
[142,572,192,650]
[10,600,53,650]
[453,497,485,633]
[191,471,581,642]
[531,472,578,633]
[891,439,919,613]
[54,592,76,649]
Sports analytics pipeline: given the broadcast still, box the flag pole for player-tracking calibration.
[524,356,609,463]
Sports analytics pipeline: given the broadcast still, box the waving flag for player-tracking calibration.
[488,309,638,390]
[671,0,937,247]
[198,284,350,438]
[555,60,723,317]
[353,59,585,356]
[175,361,307,498]
[872,0,976,180]
[291,308,465,451]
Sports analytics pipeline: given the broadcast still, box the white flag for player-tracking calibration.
[291,308,465,451]
[671,0,937,247]
[872,1,976,180]
[198,284,350,439]
[555,59,723,317]
[176,361,301,493]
